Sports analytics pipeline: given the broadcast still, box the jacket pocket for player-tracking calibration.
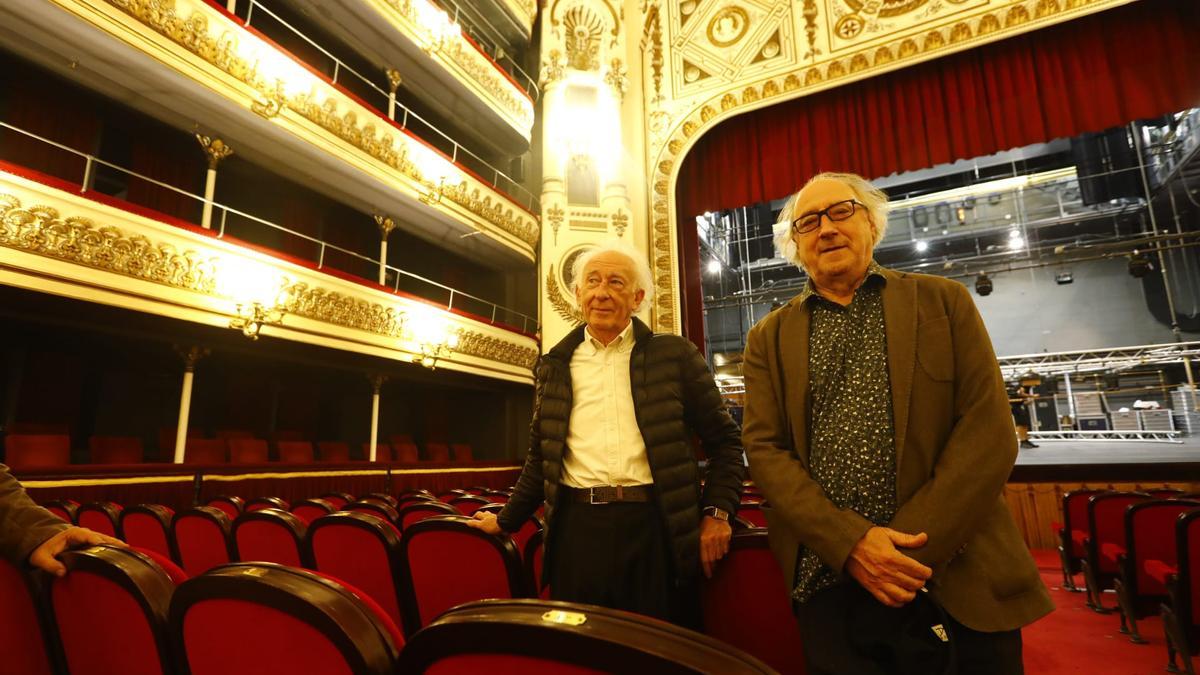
[916,316,954,382]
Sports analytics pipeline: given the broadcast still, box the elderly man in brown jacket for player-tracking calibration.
[1,464,122,575]
[743,172,1052,674]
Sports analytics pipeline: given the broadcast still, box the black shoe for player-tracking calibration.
[1020,440,1039,449]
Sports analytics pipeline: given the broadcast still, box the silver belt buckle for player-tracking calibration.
[589,486,616,504]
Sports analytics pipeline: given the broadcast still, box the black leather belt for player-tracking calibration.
[565,485,653,504]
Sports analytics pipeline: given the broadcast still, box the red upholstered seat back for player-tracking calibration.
[450,444,473,462]
[205,495,244,519]
[77,502,122,538]
[233,510,307,568]
[319,492,355,509]
[400,517,525,633]
[133,548,189,586]
[317,441,351,462]
[6,434,71,470]
[425,655,606,674]
[0,558,55,675]
[346,500,401,525]
[449,496,491,515]
[246,496,290,512]
[1186,511,1200,628]
[169,564,401,675]
[1065,489,1106,558]
[1089,492,1150,574]
[172,508,233,578]
[49,546,174,675]
[426,442,451,462]
[702,530,806,674]
[523,528,548,598]
[395,442,419,463]
[184,439,227,464]
[399,501,459,528]
[120,506,175,560]
[1129,500,1200,595]
[89,436,145,464]
[307,513,406,630]
[228,439,269,464]
[367,442,395,462]
[293,498,335,524]
[43,499,79,523]
[277,441,315,463]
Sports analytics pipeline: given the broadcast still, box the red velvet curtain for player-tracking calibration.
[126,125,205,223]
[676,0,1200,347]
[0,61,101,184]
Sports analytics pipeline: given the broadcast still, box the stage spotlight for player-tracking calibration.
[975,273,993,296]
[1128,252,1152,278]
[1055,272,1073,285]
[914,240,928,253]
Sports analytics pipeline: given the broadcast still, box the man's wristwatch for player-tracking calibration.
[703,506,730,522]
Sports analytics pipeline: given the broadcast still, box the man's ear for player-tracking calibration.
[633,288,646,312]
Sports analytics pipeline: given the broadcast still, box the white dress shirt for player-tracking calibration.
[560,321,653,488]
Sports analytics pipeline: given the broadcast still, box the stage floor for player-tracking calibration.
[1010,435,1200,481]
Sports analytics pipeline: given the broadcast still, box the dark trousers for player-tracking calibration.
[795,582,1024,675]
[548,500,700,629]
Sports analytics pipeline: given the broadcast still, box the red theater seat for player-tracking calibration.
[168,563,402,675]
[277,440,315,463]
[399,516,527,636]
[360,492,399,508]
[1083,491,1151,612]
[0,557,56,675]
[172,507,234,578]
[394,442,419,463]
[524,528,548,598]
[398,500,459,529]
[318,491,355,509]
[233,509,309,568]
[307,512,406,631]
[46,546,175,675]
[346,500,401,525]
[88,435,145,464]
[247,496,290,512]
[119,505,175,561]
[1162,508,1200,673]
[397,599,778,673]
[1113,499,1200,643]
[702,529,806,674]
[736,502,768,528]
[397,493,437,509]
[42,498,79,523]
[228,439,269,464]
[449,495,491,515]
[5,433,71,470]
[1058,488,1108,592]
[365,441,395,462]
[316,441,351,462]
[451,443,474,462]
[133,547,189,586]
[482,489,511,504]
[426,442,451,462]
[205,495,245,520]
[184,439,228,464]
[77,502,122,538]
[292,498,336,524]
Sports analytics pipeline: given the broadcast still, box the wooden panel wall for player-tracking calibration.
[1004,482,1200,550]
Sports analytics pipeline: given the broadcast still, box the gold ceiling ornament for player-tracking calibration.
[0,192,219,294]
[546,265,584,325]
[545,203,565,245]
[455,329,539,370]
[706,6,751,48]
[604,58,629,99]
[610,210,628,238]
[642,5,664,101]
[842,0,929,19]
[563,5,605,71]
[195,134,234,169]
[283,282,408,338]
[540,49,567,86]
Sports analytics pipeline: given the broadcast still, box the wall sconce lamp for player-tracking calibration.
[419,177,446,206]
[230,301,287,340]
[414,330,460,370]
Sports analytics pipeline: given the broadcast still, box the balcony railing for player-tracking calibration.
[0,120,539,335]
[427,0,538,99]
[241,0,538,212]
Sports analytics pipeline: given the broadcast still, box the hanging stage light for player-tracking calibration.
[975,273,993,296]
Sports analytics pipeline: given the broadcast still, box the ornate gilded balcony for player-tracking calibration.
[277,0,535,155]
[0,161,539,384]
[0,0,538,267]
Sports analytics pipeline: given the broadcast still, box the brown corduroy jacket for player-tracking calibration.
[743,267,1053,632]
[0,463,68,565]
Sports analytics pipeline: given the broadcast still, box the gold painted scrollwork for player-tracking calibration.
[456,329,539,369]
[547,265,584,325]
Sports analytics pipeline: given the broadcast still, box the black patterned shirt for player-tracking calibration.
[793,262,897,603]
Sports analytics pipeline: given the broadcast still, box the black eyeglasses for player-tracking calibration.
[791,199,863,235]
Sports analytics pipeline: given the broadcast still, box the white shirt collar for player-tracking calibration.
[584,320,634,351]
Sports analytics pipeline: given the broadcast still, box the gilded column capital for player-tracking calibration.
[374,214,398,239]
[174,345,211,372]
[368,373,388,394]
[385,68,403,94]
[195,135,234,169]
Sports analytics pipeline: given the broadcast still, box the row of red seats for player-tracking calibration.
[3,433,476,469]
[2,546,783,674]
[1056,488,1200,673]
[37,485,803,673]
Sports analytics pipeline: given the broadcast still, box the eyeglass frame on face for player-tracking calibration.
[790,199,865,236]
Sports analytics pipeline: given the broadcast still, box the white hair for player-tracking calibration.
[773,172,890,269]
[571,239,655,314]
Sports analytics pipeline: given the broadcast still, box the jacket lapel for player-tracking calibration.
[881,270,917,470]
[779,300,811,464]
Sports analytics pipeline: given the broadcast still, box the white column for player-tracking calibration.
[173,347,207,463]
[195,135,233,230]
[368,375,384,462]
[386,69,402,122]
[374,215,396,287]
[378,239,389,285]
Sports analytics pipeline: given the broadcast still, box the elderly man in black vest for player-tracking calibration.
[470,240,745,627]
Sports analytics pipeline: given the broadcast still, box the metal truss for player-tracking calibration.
[1028,430,1182,443]
[998,341,1200,379]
